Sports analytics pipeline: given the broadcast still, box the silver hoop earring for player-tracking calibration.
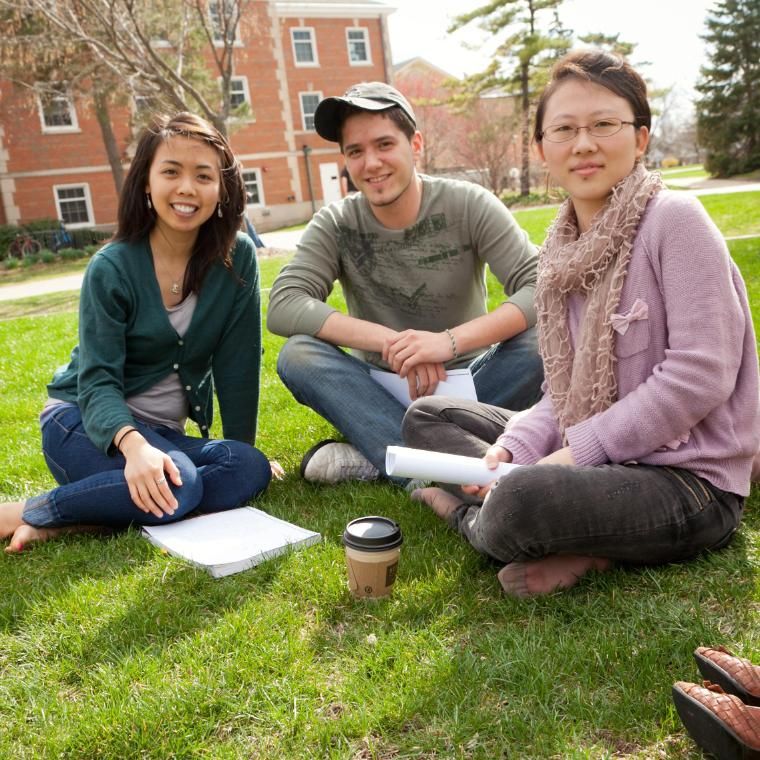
[217,202,223,218]
[146,194,152,210]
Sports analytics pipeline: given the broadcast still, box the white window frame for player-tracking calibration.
[37,85,79,133]
[224,76,251,112]
[299,91,322,132]
[291,27,318,67]
[53,184,94,228]
[346,27,371,66]
[242,168,265,207]
[209,0,242,45]
[133,93,161,116]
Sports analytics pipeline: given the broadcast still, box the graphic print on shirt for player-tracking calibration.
[336,212,471,319]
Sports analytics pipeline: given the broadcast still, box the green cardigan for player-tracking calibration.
[48,233,262,453]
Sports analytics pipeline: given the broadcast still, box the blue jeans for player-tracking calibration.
[276,329,543,481]
[402,397,743,566]
[23,405,271,529]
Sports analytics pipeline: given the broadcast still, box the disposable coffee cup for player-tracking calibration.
[342,516,403,599]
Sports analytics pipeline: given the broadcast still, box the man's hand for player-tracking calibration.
[383,330,454,376]
[461,445,512,501]
[406,361,448,400]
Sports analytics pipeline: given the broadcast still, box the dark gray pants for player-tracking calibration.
[402,397,743,566]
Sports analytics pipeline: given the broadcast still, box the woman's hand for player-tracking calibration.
[461,444,512,501]
[119,432,182,517]
[270,460,285,480]
[536,446,575,466]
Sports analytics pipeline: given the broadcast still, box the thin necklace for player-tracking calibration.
[170,280,181,295]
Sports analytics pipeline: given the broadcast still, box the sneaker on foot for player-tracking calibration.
[300,440,380,484]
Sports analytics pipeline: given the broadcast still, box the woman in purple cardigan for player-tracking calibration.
[402,49,760,599]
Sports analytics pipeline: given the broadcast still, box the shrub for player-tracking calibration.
[661,156,680,168]
[0,224,20,259]
[40,250,57,264]
[58,247,84,260]
[3,258,19,270]
[500,189,567,208]
[22,254,40,267]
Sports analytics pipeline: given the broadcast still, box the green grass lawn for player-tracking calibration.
[0,196,759,757]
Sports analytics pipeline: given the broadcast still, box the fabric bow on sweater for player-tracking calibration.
[611,298,648,335]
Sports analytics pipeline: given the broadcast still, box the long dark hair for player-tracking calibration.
[116,112,246,292]
[534,50,651,144]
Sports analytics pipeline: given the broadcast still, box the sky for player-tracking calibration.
[386,0,717,97]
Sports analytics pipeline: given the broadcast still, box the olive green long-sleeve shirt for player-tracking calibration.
[267,175,537,369]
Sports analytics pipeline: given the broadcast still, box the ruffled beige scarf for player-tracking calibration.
[536,163,665,437]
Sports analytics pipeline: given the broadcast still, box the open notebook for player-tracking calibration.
[142,507,321,578]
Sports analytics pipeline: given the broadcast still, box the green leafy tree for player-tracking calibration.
[449,0,571,196]
[696,0,760,176]
[0,6,128,193]
[0,0,255,137]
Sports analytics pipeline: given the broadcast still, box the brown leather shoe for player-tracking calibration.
[696,646,760,707]
[673,681,760,759]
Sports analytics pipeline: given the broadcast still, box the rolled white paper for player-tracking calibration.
[385,445,520,486]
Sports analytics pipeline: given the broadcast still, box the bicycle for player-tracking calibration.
[8,232,42,259]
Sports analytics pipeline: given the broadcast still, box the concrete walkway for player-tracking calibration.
[1,177,757,303]
[0,227,304,303]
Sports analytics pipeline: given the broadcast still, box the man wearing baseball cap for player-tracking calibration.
[267,82,542,485]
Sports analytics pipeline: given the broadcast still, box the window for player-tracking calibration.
[38,85,78,132]
[346,28,371,65]
[242,169,264,206]
[133,93,161,116]
[291,27,317,66]
[54,185,93,227]
[209,0,240,44]
[229,76,251,109]
[299,92,321,131]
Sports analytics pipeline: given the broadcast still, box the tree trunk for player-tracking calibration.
[93,89,124,196]
[520,60,530,196]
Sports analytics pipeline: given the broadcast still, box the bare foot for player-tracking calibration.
[5,522,109,554]
[0,502,25,540]
[5,523,66,553]
[498,555,613,598]
[410,487,463,520]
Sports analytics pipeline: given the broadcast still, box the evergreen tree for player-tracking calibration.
[696,0,760,176]
[448,0,571,196]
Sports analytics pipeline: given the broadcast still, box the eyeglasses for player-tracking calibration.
[540,118,637,143]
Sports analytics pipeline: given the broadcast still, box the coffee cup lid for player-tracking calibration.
[342,516,403,552]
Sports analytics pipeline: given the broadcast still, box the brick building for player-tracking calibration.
[0,0,394,233]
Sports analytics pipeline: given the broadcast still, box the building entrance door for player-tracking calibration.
[319,162,342,205]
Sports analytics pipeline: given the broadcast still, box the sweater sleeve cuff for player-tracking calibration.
[292,300,338,337]
[565,418,609,467]
[498,434,540,465]
[506,287,537,328]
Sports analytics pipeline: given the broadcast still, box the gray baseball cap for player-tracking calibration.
[314,82,416,142]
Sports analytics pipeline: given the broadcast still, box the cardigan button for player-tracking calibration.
[194,405,201,411]
[173,363,179,370]
[201,425,208,430]
[185,385,191,391]
[178,339,184,346]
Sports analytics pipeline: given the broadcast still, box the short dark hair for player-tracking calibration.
[534,50,651,144]
[337,104,417,149]
[116,112,246,292]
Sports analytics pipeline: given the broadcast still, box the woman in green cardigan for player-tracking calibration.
[1,112,272,552]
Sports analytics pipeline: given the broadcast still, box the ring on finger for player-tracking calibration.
[155,476,167,486]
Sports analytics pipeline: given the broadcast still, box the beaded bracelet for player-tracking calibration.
[444,328,459,360]
[115,427,138,452]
